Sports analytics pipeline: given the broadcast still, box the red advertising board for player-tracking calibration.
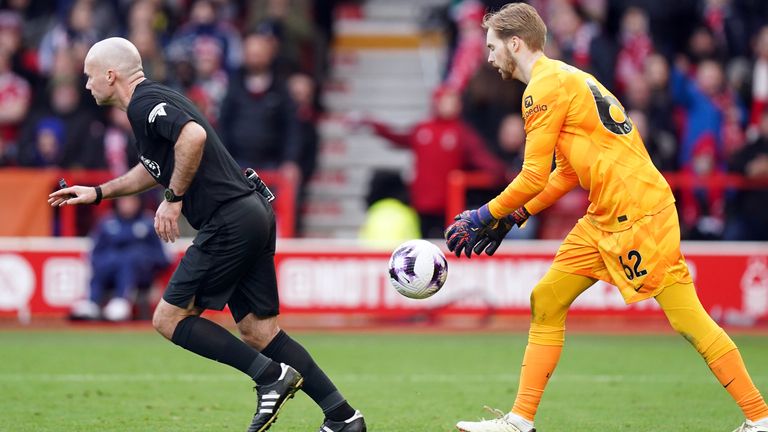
[1,238,767,325]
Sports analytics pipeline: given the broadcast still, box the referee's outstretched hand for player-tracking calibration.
[155,200,182,243]
[48,186,97,207]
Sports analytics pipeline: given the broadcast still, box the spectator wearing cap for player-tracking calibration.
[23,117,65,167]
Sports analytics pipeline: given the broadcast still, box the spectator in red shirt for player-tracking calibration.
[0,45,31,165]
[749,26,768,130]
[444,0,486,92]
[614,7,653,96]
[187,36,228,127]
[357,85,506,238]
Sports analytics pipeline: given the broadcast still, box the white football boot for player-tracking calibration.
[456,407,535,432]
[733,418,768,432]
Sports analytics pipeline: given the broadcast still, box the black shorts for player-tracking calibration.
[163,193,279,322]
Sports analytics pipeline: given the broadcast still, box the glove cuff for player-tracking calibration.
[508,206,530,227]
[474,204,496,226]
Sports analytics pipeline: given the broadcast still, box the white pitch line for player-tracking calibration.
[0,373,243,382]
[0,372,763,384]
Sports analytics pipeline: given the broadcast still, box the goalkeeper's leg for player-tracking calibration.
[510,268,595,422]
[656,282,768,423]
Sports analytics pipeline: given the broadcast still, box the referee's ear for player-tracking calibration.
[107,68,117,86]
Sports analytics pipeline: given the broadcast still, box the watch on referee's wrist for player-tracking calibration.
[164,188,183,203]
[92,186,103,205]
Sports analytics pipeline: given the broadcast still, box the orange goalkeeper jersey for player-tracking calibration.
[488,55,675,232]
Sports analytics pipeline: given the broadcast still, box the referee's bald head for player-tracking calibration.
[85,37,143,77]
[84,37,145,108]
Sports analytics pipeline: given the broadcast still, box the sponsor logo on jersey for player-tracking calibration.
[148,102,167,123]
[140,155,161,178]
[524,95,533,108]
[522,103,548,121]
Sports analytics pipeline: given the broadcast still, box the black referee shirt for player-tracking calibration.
[126,79,255,230]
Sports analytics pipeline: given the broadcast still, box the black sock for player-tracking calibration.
[325,402,356,422]
[171,316,280,384]
[261,330,356,421]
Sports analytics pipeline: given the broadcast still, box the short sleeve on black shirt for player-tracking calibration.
[141,99,194,143]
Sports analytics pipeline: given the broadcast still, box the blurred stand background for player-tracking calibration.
[0,0,766,329]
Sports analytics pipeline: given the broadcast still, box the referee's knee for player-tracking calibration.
[152,308,173,339]
[152,300,193,340]
[238,316,280,350]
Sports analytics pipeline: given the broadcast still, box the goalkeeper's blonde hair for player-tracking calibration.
[482,3,547,51]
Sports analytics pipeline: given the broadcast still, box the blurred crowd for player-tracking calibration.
[0,0,330,186]
[0,0,767,241]
[429,0,768,241]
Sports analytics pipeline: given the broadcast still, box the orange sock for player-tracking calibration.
[511,343,562,421]
[709,349,768,421]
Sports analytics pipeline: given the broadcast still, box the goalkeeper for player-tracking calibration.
[445,4,768,432]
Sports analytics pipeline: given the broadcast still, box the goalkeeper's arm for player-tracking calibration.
[471,168,576,257]
[524,167,579,216]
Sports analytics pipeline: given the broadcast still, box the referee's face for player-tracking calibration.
[83,59,112,106]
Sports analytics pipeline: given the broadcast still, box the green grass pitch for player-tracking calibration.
[1,330,766,431]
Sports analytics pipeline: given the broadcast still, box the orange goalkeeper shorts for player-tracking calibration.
[551,204,693,304]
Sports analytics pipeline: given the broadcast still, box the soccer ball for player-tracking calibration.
[388,240,448,299]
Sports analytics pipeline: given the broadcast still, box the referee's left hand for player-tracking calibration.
[48,185,97,206]
[155,200,182,243]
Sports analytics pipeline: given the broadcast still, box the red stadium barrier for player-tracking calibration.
[55,170,115,237]
[1,239,766,327]
[29,168,298,238]
[253,169,298,238]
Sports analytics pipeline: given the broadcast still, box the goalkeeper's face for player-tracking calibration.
[486,29,519,81]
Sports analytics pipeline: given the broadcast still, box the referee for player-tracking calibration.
[49,37,366,432]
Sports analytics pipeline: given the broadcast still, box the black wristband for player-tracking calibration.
[93,186,103,205]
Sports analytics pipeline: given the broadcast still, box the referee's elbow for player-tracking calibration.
[183,121,207,143]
